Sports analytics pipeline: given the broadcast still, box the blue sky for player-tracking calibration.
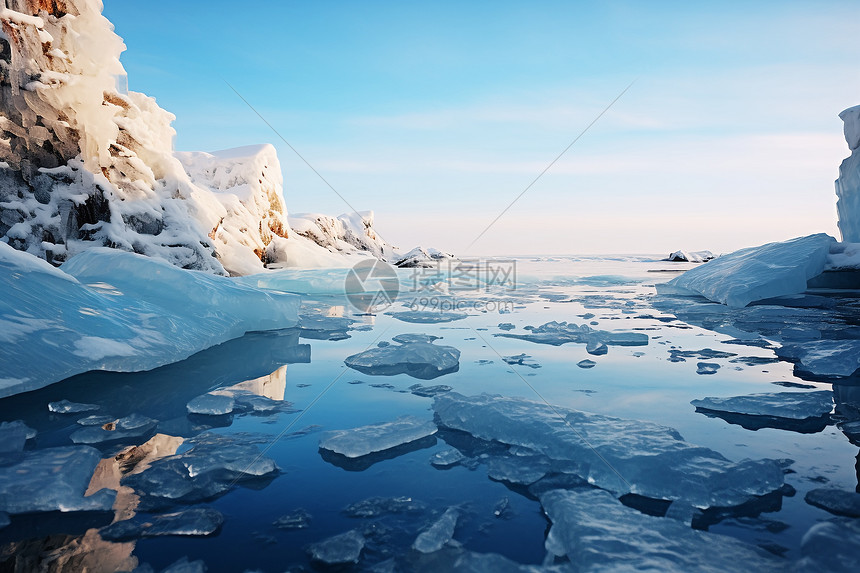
[103,1,860,255]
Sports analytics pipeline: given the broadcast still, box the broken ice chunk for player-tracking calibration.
[48,399,99,414]
[486,455,550,485]
[776,340,860,378]
[413,508,459,554]
[409,384,453,397]
[0,446,116,514]
[319,416,437,459]
[692,391,833,433]
[540,489,781,571]
[273,508,311,530]
[577,359,596,369]
[796,518,860,572]
[805,488,860,518]
[696,362,720,375]
[76,415,116,426]
[186,393,235,416]
[70,413,157,445]
[433,392,784,508]
[392,334,442,344]
[0,420,34,453]
[501,354,542,368]
[430,449,465,468]
[343,496,426,518]
[388,310,467,324]
[345,336,460,380]
[308,529,365,565]
[497,321,647,348]
[99,507,224,541]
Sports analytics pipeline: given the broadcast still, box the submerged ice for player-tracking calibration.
[433,393,784,508]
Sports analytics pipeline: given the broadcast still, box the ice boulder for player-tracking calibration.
[836,105,860,242]
[540,489,781,572]
[0,244,299,397]
[432,392,784,508]
[657,234,836,307]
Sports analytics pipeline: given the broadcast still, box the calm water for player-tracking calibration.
[0,256,856,571]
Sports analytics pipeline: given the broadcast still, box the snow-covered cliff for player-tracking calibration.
[836,104,860,242]
[0,0,413,275]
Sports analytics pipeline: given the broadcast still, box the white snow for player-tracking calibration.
[657,234,835,307]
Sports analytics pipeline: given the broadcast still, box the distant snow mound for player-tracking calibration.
[394,246,454,268]
[666,250,714,263]
[288,211,398,262]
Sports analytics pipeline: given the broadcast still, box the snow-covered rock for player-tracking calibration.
[657,234,836,307]
[319,416,437,459]
[394,246,453,268]
[432,392,785,508]
[0,243,299,397]
[666,250,715,263]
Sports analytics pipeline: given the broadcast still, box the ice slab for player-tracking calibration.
[186,393,235,416]
[388,310,468,324]
[540,489,781,572]
[496,321,648,348]
[656,234,835,307]
[0,446,116,514]
[413,507,459,553]
[99,507,224,541]
[502,354,542,369]
[409,384,453,397]
[0,420,34,453]
[298,314,354,341]
[307,529,365,565]
[345,337,460,380]
[577,359,596,369]
[796,517,860,572]
[777,340,860,378]
[696,362,720,375]
[430,449,465,468]
[273,508,311,529]
[343,496,426,518]
[487,455,550,485]
[70,413,158,445]
[122,432,278,510]
[319,416,437,459]
[433,393,784,508]
[805,488,860,518]
[49,399,100,414]
[0,244,299,397]
[692,391,833,433]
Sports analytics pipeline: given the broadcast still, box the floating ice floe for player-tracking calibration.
[692,391,833,433]
[70,413,157,445]
[0,420,35,453]
[409,384,453,397]
[298,314,354,341]
[577,359,596,369]
[307,529,366,565]
[122,432,278,510]
[776,340,860,378]
[796,517,860,572]
[804,488,860,518]
[696,362,720,375]
[540,489,781,572]
[0,446,116,514]
[99,507,224,541]
[186,393,235,416]
[430,449,465,468]
[48,399,100,414]
[413,507,459,553]
[387,310,468,324]
[273,508,312,529]
[656,233,835,308]
[496,321,648,350]
[433,393,784,508]
[319,416,437,459]
[0,244,300,398]
[343,496,426,518]
[502,354,542,369]
[344,336,460,379]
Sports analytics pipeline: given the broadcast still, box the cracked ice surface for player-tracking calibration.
[540,489,782,572]
[433,393,784,508]
[0,244,300,398]
[319,416,437,459]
